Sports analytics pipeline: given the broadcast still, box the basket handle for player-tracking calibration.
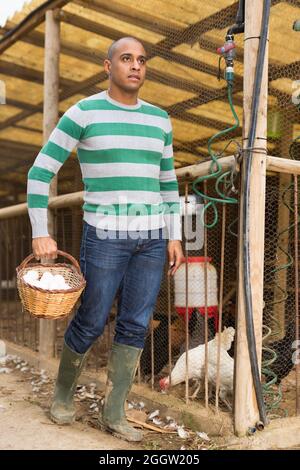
[17,250,81,273]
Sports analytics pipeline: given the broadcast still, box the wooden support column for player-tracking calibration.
[234,0,269,436]
[39,10,60,362]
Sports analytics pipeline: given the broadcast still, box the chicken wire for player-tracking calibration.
[0,0,299,419]
[262,180,299,418]
[0,215,39,351]
[139,182,239,412]
[261,0,300,416]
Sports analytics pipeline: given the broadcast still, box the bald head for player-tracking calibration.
[107,37,146,61]
[104,37,147,96]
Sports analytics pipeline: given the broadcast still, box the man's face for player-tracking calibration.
[104,39,147,93]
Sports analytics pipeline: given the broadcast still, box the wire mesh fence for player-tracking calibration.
[0,0,299,420]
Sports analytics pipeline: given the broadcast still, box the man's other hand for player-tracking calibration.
[32,237,57,261]
[168,240,183,276]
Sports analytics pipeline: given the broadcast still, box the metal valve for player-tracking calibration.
[217,35,236,84]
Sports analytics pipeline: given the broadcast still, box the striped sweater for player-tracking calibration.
[27,91,181,240]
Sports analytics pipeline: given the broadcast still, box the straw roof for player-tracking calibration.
[0,0,299,204]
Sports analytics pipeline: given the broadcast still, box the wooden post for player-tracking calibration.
[39,10,60,362]
[234,0,269,436]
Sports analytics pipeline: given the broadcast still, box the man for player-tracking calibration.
[27,37,183,442]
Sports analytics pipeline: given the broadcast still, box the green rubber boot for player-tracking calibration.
[98,342,143,442]
[50,341,88,425]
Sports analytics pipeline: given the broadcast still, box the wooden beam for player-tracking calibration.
[0,50,235,112]
[0,2,292,88]
[2,26,232,118]
[13,124,43,134]
[0,139,40,154]
[73,0,182,37]
[156,2,237,51]
[0,0,70,54]
[1,19,289,113]
[0,16,246,135]
[266,155,300,175]
[0,52,238,137]
[1,25,102,65]
[5,97,43,113]
[175,155,237,180]
[39,10,61,361]
[3,8,288,87]
[0,59,74,88]
[1,22,219,78]
[0,70,104,131]
[0,155,235,218]
[0,201,28,218]
[2,151,300,219]
[0,108,37,131]
[168,108,241,133]
[234,0,268,437]
[71,0,238,58]
[166,82,243,114]
[57,10,223,78]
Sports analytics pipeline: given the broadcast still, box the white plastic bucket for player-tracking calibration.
[174,257,218,327]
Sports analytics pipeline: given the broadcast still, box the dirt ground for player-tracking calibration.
[0,363,141,450]
[0,356,215,451]
[1,354,299,451]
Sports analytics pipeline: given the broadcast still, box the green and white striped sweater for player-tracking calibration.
[27,91,181,239]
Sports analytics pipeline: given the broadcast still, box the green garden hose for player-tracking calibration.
[192,83,240,228]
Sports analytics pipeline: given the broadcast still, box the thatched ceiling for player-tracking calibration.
[0,0,300,205]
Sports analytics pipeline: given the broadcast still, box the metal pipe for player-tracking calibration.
[227,0,245,35]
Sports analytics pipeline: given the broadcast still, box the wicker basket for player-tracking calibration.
[16,250,86,320]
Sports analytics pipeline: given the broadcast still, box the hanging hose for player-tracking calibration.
[261,324,283,417]
[192,1,245,229]
[192,73,240,228]
[242,0,271,427]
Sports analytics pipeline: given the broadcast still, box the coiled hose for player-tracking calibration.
[192,83,240,228]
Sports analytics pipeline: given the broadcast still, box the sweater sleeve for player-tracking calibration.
[159,116,182,240]
[27,104,85,238]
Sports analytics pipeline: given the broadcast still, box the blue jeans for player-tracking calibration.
[65,222,167,353]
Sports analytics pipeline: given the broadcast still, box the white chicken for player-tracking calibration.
[159,327,235,406]
[206,328,235,409]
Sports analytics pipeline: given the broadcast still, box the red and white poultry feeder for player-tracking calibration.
[174,256,219,329]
